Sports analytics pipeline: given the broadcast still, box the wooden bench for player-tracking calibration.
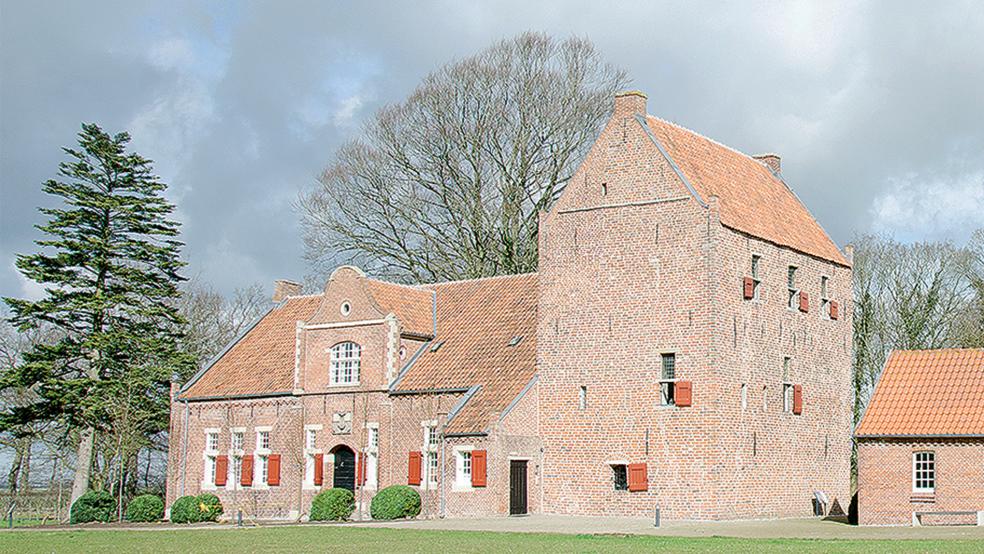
[912,510,984,526]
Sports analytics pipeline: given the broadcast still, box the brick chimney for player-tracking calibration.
[272,279,302,302]
[753,153,781,174]
[613,90,648,117]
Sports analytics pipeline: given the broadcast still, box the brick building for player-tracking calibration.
[166,91,853,521]
[856,349,984,526]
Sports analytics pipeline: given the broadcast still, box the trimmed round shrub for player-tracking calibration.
[169,495,201,524]
[70,490,115,524]
[125,494,164,523]
[310,488,355,521]
[196,493,223,522]
[370,485,420,520]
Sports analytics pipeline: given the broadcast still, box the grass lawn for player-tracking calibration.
[1,526,982,553]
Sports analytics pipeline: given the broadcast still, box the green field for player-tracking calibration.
[1,526,981,553]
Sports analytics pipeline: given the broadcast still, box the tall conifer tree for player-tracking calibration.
[2,124,192,504]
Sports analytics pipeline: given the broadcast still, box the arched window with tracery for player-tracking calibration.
[330,342,361,385]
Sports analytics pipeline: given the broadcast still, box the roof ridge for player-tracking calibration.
[894,347,984,354]
[425,271,538,288]
[366,278,430,292]
[646,114,761,165]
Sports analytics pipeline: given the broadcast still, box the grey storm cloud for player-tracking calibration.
[2,0,983,299]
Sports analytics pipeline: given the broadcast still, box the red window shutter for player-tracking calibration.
[356,452,366,486]
[627,463,648,492]
[241,455,254,486]
[408,451,422,485]
[471,450,487,487]
[675,380,692,407]
[830,301,839,320]
[268,454,281,486]
[742,277,755,299]
[214,455,228,486]
[313,453,324,486]
[793,384,803,415]
[799,291,809,313]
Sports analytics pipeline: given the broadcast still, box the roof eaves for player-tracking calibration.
[389,386,471,396]
[177,302,276,398]
[856,434,984,440]
[634,113,707,208]
[178,390,293,403]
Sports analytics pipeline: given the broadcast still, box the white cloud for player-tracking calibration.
[147,38,196,71]
[333,95,363,127]
[870,171,984,243]
[12,262,46,301]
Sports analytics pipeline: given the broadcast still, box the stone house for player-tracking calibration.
[856,349,984,526]
[166,90,853,521]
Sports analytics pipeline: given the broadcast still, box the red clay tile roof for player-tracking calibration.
[393,273,538,434]
[855,349,984,437]
[645,116,849,267]
[180,295,321,399]
[365,279,434,337]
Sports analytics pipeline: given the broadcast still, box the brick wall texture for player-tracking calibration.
[858,440,984,526]
[167,91,853,522]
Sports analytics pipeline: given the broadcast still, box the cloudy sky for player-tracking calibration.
[2,0,983,299]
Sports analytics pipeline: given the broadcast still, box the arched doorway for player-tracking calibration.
[331,445,356,491]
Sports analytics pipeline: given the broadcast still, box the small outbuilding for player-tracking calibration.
[856,348,984,526]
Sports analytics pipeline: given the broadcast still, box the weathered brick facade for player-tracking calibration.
[536,91,852,520]
[858,440,984,526]
[167,90,853,522]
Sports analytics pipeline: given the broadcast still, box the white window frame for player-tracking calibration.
[820,275,831,319]
[255,426,273,489]
[365,423,380,490]
[453,446,474,491]
[782,382,795,414]
[303,424,323,489]
[913,451,935,493]
[787,265,799,310]
[227,427,246,491]
[659,353,677,406]
[751,254,762,301]
[201,428,220,490]
[329,341,361,386]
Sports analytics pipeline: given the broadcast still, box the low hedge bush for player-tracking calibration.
[196,493,223,522]
[70,490,115,524]
[310,488,355,521]
[125,494,164,523]
[169,495,199,524]
[370,485,420,520]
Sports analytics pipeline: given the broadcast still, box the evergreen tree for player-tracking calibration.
[2,124,193,506]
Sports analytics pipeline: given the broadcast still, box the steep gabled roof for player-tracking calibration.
[644,116,849,267]
[393,273,538,434]
[180,295,321,399]
[856,349,984,437]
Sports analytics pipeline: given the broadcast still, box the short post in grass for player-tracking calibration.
[653,504,660,528]
[237,509,243,527]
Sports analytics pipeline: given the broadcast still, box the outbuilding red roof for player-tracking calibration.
[855,349,984,437]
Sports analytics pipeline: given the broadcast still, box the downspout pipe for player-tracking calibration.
[180,399,190,497]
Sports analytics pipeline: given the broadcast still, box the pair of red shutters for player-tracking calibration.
[741,277,839,319]
[213,454,280,487]
[407,450,487,487]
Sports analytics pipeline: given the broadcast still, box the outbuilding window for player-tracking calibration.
[330,342,361,385]
[751,255,761,300]
[456,450,472,489]
[913,451,935,493]
[787,266,799,309]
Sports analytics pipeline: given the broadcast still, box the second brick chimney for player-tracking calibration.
[753,153,781,175]
[272,279,303,302]
[613,90,648,117]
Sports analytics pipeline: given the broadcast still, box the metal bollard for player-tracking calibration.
[237,509,243,527]
[653,505,660,528]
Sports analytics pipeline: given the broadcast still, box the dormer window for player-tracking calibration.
[330,342,361,385]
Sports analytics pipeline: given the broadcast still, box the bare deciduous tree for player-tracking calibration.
[176,280,270,374]
[301,32,628,283]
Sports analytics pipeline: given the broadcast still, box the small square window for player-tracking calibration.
[258,431,270,451]
[612,465,628,491]
[206,432,219,453]
[783,383,795,413]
